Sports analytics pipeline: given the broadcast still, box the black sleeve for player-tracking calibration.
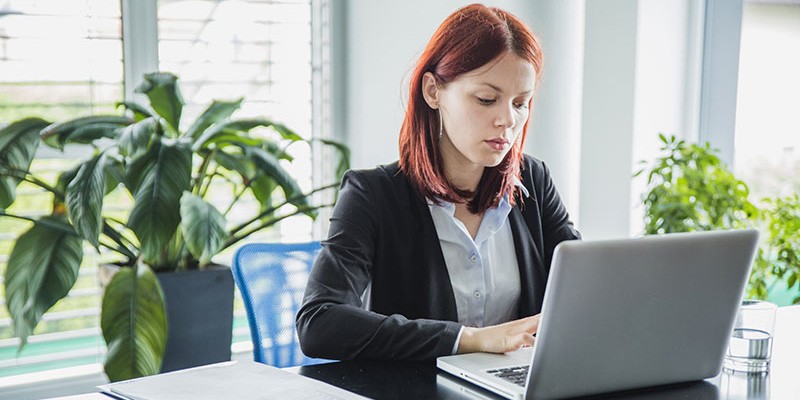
[295,170,461,361]
[537,160,582,268]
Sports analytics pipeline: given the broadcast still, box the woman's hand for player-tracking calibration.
[456,315,541,354]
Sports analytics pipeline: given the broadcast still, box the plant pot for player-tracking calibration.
[98,264,235,373]
[157,265,234,372]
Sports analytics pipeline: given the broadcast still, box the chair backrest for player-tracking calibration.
[231,241,328,367]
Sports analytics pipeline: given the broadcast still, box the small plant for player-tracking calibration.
[0,72,348,380]
[749,195,800,304]
[635,134,757,234]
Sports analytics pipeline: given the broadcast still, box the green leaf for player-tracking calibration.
[3,216,83,348]
[50,162,85,216]
[63,123,121,144]
[103,155,126,195]
[0,118,49,208]
[202,132,265,151]
[247,147,315,218]
[119,117,158,157]
[40,116,132,150]
[66,152,107,247]
[250,176,277,212]
[192,118,303,151]
[180,192,227,265]
[269,122,304,141]
[126,138,192,263]
[247,147,304,198]
[212,149,255,179]
[317,138,351,182]
[101,264,167,382]
[116,101,156,121]
[134,72,184,133]
[185,98,243,140]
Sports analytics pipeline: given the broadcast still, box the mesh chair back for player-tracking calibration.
[231,242,328,367]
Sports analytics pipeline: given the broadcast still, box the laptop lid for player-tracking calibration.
[528,229,759,399]
[438,229,759,400]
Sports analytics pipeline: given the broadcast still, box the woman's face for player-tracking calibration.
[424,51,537,171]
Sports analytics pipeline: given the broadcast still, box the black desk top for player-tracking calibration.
[293,306,800,400]
[297,360,725,400]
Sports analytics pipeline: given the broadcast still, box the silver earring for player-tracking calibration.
[438,110,443,138]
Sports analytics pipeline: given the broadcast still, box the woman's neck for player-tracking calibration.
[440,136,483,192]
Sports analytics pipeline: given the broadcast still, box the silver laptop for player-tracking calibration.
[437,229,759,400]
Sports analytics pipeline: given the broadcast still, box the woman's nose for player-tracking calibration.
[495,103,515,129]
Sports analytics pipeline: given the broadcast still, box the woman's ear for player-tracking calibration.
[421,72,440,110]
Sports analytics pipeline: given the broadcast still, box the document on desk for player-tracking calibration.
[97,360,368,400]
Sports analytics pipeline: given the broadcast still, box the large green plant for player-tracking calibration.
[637,134,800,304]
[0,72,349,381]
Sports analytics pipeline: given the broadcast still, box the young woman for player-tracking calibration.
[296,4,580,361]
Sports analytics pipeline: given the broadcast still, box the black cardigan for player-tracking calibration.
[296,155,580,361]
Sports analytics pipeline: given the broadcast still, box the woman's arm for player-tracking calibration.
[295,170,461,361]
[534,159,581,266]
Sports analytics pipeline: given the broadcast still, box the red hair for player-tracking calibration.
[398,4,543,214]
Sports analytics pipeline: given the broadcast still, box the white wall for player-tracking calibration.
[578,0,639,239]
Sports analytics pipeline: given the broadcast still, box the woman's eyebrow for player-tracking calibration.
[478,82,532,96]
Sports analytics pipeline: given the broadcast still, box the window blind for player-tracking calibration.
[0,0,124,378]
[1,0,321,381]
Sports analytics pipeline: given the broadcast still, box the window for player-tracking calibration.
[0,0,323,385]
[0,0,124,379]
[734,1,800,201]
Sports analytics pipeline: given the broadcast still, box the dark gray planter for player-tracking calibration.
[157,265,235,372]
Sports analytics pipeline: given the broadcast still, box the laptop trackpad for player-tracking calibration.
[440,347,533,372]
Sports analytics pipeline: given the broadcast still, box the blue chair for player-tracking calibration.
[231,241,330,367]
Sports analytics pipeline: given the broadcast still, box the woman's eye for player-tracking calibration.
[477,97,496,105]
[514,102,529,110]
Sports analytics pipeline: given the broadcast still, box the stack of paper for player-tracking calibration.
[98,361,368,400]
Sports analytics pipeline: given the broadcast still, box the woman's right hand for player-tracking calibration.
[456,314,541,354]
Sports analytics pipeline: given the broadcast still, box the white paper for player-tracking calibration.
[98,361,369,400]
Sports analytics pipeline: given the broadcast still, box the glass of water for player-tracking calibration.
[723,299,777,374]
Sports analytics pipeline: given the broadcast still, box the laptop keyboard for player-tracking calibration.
[486,365,529,387]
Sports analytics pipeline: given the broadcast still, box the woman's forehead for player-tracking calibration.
[456,53,537,93]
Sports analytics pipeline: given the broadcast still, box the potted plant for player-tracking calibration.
[636,133,799,304]
[0,72,349,381]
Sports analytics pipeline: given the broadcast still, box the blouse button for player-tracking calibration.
[473,291,482,299]
[470,254,478,263]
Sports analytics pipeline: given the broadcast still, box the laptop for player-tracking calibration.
[437,229,759,400]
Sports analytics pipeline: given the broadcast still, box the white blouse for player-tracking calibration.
[427,181,527,353]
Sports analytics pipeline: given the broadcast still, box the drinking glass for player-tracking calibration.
[723,299,777,374]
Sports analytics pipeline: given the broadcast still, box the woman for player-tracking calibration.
[296,3,580,361]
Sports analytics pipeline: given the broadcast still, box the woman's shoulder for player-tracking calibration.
[521,153,547,170]
[343,161,402,185]
[340,161,411,196]
[520,153,550,182]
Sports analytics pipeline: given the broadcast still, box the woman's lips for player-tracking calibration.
[485,139,509,151]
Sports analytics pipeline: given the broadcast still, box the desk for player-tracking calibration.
[50,306,799,400]
[297,305,800,400]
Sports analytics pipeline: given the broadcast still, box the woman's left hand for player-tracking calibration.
[456,314,541,354]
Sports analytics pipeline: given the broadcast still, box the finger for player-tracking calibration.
[508,332,536,352]
[509,315,541,335]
